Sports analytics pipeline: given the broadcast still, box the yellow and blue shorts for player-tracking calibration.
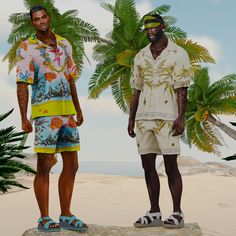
[34,115,80,153]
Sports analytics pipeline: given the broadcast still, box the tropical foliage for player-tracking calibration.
[223,155,236,161]
[3,0,99,74]
[185,67,236,154]
[0,109,36,193]
[88,0,215,113]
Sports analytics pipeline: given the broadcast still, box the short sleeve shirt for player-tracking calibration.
[130,40,191,121]
[16,34,78,119]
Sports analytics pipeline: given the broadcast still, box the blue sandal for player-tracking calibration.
[59,215,88,231]
[38,216,60,232]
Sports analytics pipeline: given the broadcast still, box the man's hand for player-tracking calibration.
[128,119,136,138]
[76,110,84,126]
[172,116,185,136]
[22,118,33,133]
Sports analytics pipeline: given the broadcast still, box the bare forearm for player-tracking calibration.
[176,87,187,118]
[69,79,82,113]
[17,83,29,121]
[129,90,140,121]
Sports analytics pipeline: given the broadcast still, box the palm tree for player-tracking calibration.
[185,67,236,155]
[88,0,215,113]
[0,109,36,193]
[3,0,100,74]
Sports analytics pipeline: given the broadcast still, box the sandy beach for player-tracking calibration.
[1,170,236,236]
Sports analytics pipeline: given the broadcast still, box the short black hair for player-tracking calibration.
[29,5,48,21]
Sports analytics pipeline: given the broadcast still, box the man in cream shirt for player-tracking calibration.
[128,13,191,228]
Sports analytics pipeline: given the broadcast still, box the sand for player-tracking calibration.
[0,173,236,236]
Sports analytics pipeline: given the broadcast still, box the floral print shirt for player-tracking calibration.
[16,34,78,119]
[130,39,191,121]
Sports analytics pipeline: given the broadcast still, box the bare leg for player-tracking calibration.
[141,153,160,213]
[59,151,78,216]
[163,154,182,213]
[34,153,59,228]
[34,153,54,217]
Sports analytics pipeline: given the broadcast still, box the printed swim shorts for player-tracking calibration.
[34,115,80,153]
[135,119,180,155]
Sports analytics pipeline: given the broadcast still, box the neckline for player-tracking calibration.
[148,38,169,60]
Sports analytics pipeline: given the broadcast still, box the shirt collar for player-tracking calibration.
[28,33,64,45]
[144,39,176,59]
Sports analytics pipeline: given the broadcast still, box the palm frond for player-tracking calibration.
[111,78,129,113]
[101,2,115,14]
[0,109,36,193]
[9,12,30,24]
[116,50,136,67]
[0,179,29,193]
[147,5,171,15]
[223,155,236,161]
[88,62,118,99]
[176,38,215,64]
[165,26,186,41]
[163,16,177,27]
[23,0,56,11]
[3,40,25,73]
[0,109,14,122]
[208,74,236,94]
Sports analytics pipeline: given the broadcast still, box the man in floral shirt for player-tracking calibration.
[16,5,87,232]
[128,14,191,228]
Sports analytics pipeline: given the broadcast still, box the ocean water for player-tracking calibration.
[50,158,236,177]
[51,161,162,177]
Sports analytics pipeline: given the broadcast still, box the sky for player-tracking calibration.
[0,0,236,165]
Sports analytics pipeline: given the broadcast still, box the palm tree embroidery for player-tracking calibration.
[153,120,172,137]
[136,121,145,134]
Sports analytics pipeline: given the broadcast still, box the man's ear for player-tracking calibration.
[161,24,165,30]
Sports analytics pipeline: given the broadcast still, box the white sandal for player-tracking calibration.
[163,212,184,228]
[134,211,162,228]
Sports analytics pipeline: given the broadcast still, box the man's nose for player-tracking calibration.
[147,28,155,34]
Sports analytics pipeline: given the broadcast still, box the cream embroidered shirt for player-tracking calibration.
[130,39,191,121]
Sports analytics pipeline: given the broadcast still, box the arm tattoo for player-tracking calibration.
[17,82,29,121]
[176,87,187,118]
[69,79,81,113]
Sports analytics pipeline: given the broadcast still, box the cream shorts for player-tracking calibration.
[135,120,180,155]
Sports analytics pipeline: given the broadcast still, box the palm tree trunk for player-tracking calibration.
[207,115,236,140]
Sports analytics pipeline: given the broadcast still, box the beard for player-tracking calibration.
[148,29,164,43]
[38,24,49,33]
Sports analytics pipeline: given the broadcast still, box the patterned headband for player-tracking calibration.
[143,15,164,29]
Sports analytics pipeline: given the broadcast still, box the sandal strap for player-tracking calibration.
[59,215,83,226]
[166,215,179,225]
[38,217,58,229]
[38,216,51,223]
[139,211,161,224]
[172,212,184,218]
[44,220,55,229]
[74,219,83,228]
[165,212,184,226]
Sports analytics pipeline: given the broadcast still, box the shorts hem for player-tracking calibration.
[138,149,180,155]
[35,145,80,154]
[138,149,159,155]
